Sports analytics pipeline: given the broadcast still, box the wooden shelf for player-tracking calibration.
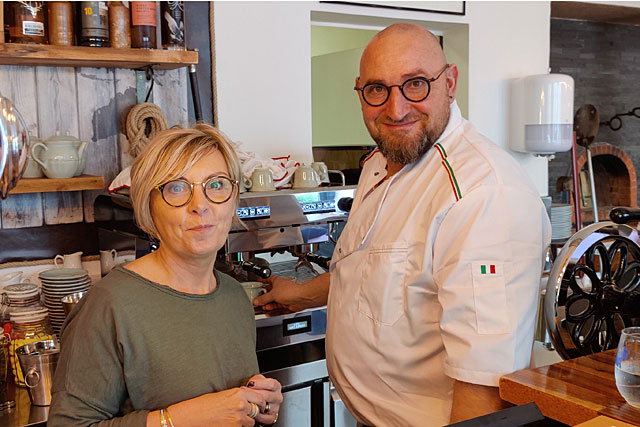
[0,43,197,70]
[9,175,105,194]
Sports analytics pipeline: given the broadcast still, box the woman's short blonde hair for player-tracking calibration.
[130,124,241,241]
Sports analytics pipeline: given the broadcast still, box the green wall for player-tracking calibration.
[312,47,374,147]
[311,26,378,57]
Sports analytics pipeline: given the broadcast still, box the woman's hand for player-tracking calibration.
[155,386,271,427]
[246,374,282,425]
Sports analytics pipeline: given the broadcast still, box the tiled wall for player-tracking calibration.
[549,18,640,206]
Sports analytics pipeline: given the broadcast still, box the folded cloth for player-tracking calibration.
[231,141,299,188]
[108,166,131,194]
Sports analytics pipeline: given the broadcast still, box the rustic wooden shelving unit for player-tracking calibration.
[9,175,105,195]
[0,43,198,70]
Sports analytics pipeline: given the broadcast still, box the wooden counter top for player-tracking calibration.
[499,350,640,426]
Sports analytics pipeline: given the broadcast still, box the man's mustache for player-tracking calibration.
[377,114,425,125]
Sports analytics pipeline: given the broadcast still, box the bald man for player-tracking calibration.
[256,24,551,426]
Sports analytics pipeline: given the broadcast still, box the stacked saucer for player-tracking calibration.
[1,283,44,322]
[39,268,91,334]
[550,203,573,240]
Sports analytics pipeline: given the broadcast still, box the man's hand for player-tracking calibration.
[253,273,330,313]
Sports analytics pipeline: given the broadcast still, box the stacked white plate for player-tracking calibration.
[550,203,573,240]
[39,268,91,334]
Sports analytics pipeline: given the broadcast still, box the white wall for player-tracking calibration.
[214,2,313,162]
[465,1,551,196]
[214,1,552,195]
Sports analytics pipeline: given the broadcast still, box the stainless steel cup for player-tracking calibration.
[61,291,87,317]
[16,340,60,406]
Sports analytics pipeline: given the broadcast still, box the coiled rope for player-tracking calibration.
[125,102,168,158]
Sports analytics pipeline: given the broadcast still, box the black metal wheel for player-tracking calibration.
[545,221,640,359]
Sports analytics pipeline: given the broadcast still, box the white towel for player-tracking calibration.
[231,140,299,188]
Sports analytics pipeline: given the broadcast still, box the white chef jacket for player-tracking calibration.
[326,102,552,427]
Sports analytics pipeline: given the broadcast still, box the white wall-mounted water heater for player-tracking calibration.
[509,74,574,154]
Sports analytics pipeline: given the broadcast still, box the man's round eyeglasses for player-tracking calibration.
[155,176,238,207]
[354,64,450,107]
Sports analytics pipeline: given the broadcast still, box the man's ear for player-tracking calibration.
[446,64,459,101]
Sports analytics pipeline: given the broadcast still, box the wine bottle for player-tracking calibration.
[108,1,130,48]
[5,1,47,44]
[160,1,184,50]
[48,1,73,46]
[79,1,108,47]
[130,1,156,49]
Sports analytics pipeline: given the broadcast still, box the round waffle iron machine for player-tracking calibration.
[544,208,640,360]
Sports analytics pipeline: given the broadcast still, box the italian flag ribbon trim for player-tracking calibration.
[480,264,497,275]
[434,143,462,201]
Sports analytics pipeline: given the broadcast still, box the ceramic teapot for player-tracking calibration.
[31,131,87,179]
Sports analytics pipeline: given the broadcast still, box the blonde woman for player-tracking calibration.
[49,124,282,427]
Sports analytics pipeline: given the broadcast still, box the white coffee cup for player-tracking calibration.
[0,271,23,288]
[240,175,252,193]
[54,251,83,269]
[241,281,267,301]
[311,162,329,183]
[246,168,276,192]
[100,249,118,276]
[293,164,321,189]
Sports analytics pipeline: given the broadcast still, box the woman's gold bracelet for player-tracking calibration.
[159,408,168,427]
[165,407,176,427]
[160,407,175,427]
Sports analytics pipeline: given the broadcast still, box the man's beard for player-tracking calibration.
[372,107,450,166]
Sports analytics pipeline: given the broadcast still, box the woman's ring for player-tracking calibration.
[264,402,270,414]
[249,402,259,418]
[273,412,279,424]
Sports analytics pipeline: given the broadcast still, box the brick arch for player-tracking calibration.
[576,142,638,208]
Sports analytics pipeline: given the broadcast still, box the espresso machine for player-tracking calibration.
[224,186,357,427]
[94,186,358,427]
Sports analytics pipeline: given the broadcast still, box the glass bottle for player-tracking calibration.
[4,1,48,44]
[108,1,131,48]
[130,1,156,49]
[47,1,73,46]
[78,1,109,47]
[9,312,55,387]
[160,1,184,50]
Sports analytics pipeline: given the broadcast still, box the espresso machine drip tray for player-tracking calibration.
[252,258,322,317]
[269,259,322,283]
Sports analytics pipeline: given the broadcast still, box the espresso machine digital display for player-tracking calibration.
[300,201,336,214]
[236,205,271,219]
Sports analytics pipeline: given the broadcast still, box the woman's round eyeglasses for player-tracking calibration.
[155,176,238,207]
[354,64,450,107]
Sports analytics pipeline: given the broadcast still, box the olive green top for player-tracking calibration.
[48,266,258,427]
